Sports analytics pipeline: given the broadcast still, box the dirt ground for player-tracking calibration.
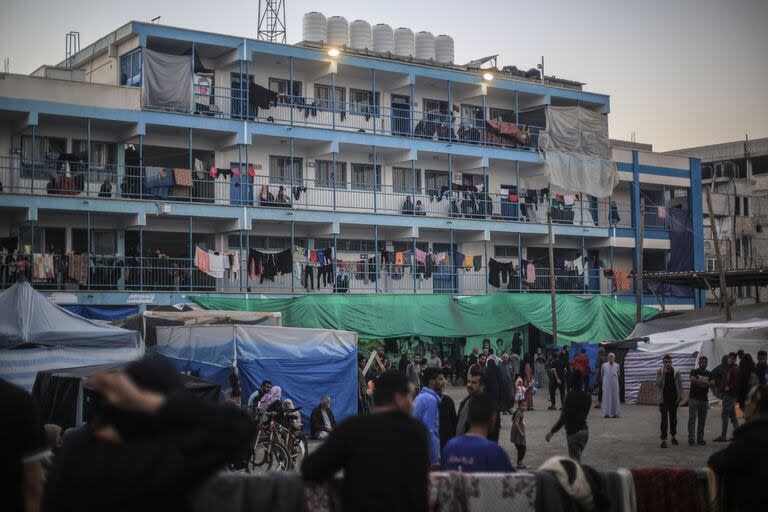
[442,382,731,470]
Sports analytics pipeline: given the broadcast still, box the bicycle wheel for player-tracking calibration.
[265,441,291,472]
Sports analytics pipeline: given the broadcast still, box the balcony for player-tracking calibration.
[0,156,633,229]
[185,85,542,151]
[0,74,140,111]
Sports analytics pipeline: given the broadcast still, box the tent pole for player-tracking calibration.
[706,186,731,321]
[547,206,557,344]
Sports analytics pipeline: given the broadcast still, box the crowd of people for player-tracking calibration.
[4,345,768,512]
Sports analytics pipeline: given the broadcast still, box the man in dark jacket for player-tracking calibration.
[456,367,501,442]
[709,384,768,511]
[545,372,591,462]
[438,391,457,452]
[310,395,336,439]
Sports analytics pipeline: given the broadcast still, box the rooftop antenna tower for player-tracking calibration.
[258,0,287,43]
[65,31,81,68]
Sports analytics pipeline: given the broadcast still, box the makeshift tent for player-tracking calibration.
[62,305,141,321]
[32,362,220,430]
[114,310,282,347]
[630,303,768,338]
[0,280,142,390]
[189,294,657,344]
[152,324,358,429]
[619,318,768,403]
[534,106,619,198]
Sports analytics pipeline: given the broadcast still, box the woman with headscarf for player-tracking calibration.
[522,353,535,410]
[257,385,283,422]
[534,348,547,388]
[736,354,759,409]
[484,358,502,411]
[259,184,274,206]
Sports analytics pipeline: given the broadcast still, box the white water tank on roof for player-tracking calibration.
[394,27,415,57]
[435,35,454,64]
[372,24,394,53]
[415,31,435,60]
[350,20,371,50]
[302,12,327,43]
[327,16,349,47]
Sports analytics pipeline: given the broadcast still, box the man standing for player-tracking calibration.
[426,350,442,369]
[468,347,479,368]
[510,350,522,378]
[755,350,768,385]
[714,352,740,442]
[438,388,457,453]
[468,353,487,377]
[688,356,714,446]
[571,349,591,391]
[601,353,622,418]
[302,371,429,512]
[406,354,423,395]
[456,368,500,442]
[499,353,515,414]
[546,372,592,462]
[310,395,336,440]
[656,354,683,448]
[413,368,445,468]
[247,380,272,408]
[487,348,502,366]
[442,394,514,473]
[594,347,608,409]
[548,350,566,410]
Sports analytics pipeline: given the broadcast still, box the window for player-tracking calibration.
[494,245,517,258]
[269,78,302,102]
[269,156,303,184]
[392,167,422,193]
[349,89,380,116]
[72,140,117,181]
[489,107,515,123]
[735,196,741,216]
[314,239,378,252]
[743,197,749,217]
[425,170,449,195]
[735,237,741,260]
[119,49,142,87]
[315,160,347,188]
[72,230,117,255]
[461,104,484,128]
[314,84,345,111]
[226,235,307,250]
[423,99,448,115]
[393,241,429,253]
[351,163,381,191]
[21,136,67,176]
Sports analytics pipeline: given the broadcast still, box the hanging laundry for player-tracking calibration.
[207,252,226,279]
[658,206,667,219]
[526,262,536,284]
[310,250,318,263]
[473,257,482,272]
[194,246,210,274]
[395,252,404,266]
[248,164,255,178]
[563,195,576,206]
[209,166,218,178]
[573,257,584,275]
[173,168,193,188]
[613,269,632,291]
[415,248,427,264]
[453,251,465,268]
[435,252,447,265]
[317,250,326,266]
[464,255,474,270]
[231,251,240,280]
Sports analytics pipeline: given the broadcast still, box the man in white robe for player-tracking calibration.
[601,353,621,418]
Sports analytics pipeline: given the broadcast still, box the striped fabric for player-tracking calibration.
[623,350,697,403]
[0,346,142,391]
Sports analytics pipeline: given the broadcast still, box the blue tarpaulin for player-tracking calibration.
[62,305,141,321]
[150,324,358,430]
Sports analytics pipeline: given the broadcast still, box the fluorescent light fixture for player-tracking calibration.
[328,48,340,57]
[483,72,494,81]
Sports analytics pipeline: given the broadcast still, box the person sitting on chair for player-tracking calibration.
[310,395,336,440]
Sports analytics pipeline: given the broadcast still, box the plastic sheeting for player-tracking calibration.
[537,106,619,198]
[0,346,142,391]
[189,294,658,345]
[0,280,141,348]
[152,325,358,428]
[62,305,141,321]
[141,49,193,113]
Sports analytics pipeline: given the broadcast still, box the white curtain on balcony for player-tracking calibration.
[537,106,619,198]
[141,49,194,113]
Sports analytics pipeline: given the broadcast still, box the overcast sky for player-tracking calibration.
[2,0,766,151]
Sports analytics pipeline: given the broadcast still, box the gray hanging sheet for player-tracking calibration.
[141,49,193,113]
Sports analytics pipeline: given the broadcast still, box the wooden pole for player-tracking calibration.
[705,186,732,321]
[547,207,558,344]
[636,198,645,323]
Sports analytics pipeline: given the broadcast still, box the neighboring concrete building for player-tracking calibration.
[0,19,703,310]
[668,137,768,304]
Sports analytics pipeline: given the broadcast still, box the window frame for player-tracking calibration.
[268,155,304,185]
[119,49,142,87]
[269,78,303,103]
[315,160,347,189]
[489,107,516,123]
[349,89,381,116]
[392,167,422,194]
[424,170,449,195]
[350,163,382,191]
[314,84,346,112]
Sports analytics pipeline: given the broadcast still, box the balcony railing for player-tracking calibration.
[1,253,635,296]
[0,157,638,229]
[191,86,542,151]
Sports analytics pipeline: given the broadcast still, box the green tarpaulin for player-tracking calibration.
[189,294,657,345]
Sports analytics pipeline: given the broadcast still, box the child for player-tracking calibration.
[515,376,528,403]
[510,399,529,469]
